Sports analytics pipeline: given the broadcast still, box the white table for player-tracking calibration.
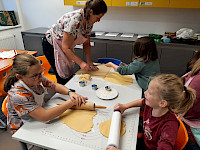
[12,72,142,150]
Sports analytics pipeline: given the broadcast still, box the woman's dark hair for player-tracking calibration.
[133,37,158,63]
[4,53,39,92]
[84,0,107,20]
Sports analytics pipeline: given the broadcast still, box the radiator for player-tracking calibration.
[0,35,17,49]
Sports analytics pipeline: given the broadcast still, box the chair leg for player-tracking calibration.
[19,142,28,150]
[0,119,6,129]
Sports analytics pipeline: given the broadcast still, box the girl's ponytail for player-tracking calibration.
[4,69,18,92]
[176,86,196,118]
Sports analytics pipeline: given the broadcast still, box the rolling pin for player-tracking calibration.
[57,102,106,111]
[107,110,122,148]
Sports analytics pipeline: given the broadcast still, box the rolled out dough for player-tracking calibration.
[99,119,126,137]
[60,109,97,133]
[103,73,133,85]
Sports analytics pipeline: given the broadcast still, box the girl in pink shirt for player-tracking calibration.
[107,74,196,150]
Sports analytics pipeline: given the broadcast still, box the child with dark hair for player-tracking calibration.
[106,37,160,97]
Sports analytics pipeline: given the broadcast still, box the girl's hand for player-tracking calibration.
[105,62,114,67]
[80,62,91,70]
[106,146,119,150]
[69,92,88,107]
[114,103,126,114]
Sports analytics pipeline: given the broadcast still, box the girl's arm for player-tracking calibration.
[29,99,75,122]
[105,62,119,71]
[62,32,90,70]
[114,98,143,114]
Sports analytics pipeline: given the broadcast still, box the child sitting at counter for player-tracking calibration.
[107,74,195,150]
[3,53,88,134]
[105,37,160,98]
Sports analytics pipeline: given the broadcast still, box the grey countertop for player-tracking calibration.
[21,27,200,48]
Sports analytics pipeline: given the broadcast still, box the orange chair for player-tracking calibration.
[36,56,57,83]
[0,65,11,129]
[174,119,189,150]
[2,99,8,117]
[0,64,12,97]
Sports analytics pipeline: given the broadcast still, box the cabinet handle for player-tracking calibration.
[90,42,94,47]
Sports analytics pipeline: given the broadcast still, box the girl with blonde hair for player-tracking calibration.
[107,74,195,150]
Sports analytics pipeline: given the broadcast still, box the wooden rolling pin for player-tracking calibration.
[57,102,106,111]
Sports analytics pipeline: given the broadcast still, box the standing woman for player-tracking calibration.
[42,0,107,84]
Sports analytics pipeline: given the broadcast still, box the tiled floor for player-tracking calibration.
[0,128,43,150]
[0,91,55,150]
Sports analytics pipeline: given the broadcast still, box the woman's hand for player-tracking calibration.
[89,65,99,71]
[80,61,91,70]
[87,62,99,71]
[69,92,88,107]
[106,146,119,150]
[114,103,127,114]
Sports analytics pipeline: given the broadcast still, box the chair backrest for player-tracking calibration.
[0,65,12,97]
[2,99,8,117]
[36,55,51,76]
[174,119,189,150]
[98,58,122,66]
[36,55,57,83]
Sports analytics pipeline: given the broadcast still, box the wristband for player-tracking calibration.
[68,89,75,95]
[68,89,72,95]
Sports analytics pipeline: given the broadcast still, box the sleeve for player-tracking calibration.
[142,98,146,106]
[157,120,179,150]
[42,76,55,90]
[117,60,145,75]
[63,15,79,37]
[10,91,39,117]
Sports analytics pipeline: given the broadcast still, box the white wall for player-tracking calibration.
[0,0,24,50]
[17,0,200,34]
[0,0,4,10]
[1,0,200,49]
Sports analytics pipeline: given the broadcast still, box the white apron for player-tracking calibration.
[19,80,48,106]
[53,33,87,79]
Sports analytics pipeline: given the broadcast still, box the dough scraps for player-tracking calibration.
[99,119,126,137]
[60,109,97,133]
[103,72,133,85]
[79,74,91,82]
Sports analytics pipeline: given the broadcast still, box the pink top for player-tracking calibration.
[183,72,200,143]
